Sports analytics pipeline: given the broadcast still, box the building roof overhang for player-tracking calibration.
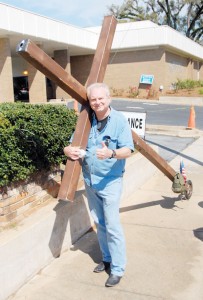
[0,3,203,61]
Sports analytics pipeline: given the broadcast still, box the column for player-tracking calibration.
[187,59,193,79]
[0,38,14,103]
[54,49,71,99]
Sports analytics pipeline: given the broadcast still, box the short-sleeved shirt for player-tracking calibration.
[82,107,134,190]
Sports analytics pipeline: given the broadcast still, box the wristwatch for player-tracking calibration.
[110,149,116,159]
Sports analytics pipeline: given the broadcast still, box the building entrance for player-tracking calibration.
[13,76,29,102]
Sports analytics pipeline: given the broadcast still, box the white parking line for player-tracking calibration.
[126,106,144,109]
[143,103,159,105]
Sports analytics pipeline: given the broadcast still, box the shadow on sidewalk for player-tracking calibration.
[120,195,183,213]
[146,138,203,166]
[193,227,203,242]
[70,230,102,264]
[48,189,93,259]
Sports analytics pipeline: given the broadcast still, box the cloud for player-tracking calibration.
[2,0,124,26]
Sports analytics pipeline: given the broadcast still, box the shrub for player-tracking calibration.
[196,80,203,87]
[0,103,77,187]
[110,87,125,97]
[128,86,139,98]
[172,79,199,91]
[198,88,203,95]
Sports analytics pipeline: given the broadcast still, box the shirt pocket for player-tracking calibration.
[105,135,118,149]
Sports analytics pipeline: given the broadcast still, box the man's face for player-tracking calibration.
[88,87,111,116]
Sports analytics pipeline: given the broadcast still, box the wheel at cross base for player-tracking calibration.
[184,180,193,199]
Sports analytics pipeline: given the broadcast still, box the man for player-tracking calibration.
[64,82,134,287]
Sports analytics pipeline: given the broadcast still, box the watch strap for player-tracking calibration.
[110,149,116,159]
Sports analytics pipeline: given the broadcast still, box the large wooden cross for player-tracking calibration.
[16,15,185,202]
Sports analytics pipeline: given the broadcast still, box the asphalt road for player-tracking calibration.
[68,99,203,130]
[111,99,203,130]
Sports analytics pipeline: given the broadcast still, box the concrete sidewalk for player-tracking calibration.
[8,135,203,300]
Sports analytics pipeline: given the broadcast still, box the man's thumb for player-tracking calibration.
[101,141,106,148]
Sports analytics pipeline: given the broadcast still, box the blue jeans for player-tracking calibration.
[85,177,126,276]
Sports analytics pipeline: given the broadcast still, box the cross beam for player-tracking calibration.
[58,16,117,200]
[131,131,176,180]
[16,16,178,202]
[16,39,87,106]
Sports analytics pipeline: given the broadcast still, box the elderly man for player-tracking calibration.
[64,82,134,287]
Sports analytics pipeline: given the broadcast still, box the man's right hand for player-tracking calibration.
[64,145,81,160]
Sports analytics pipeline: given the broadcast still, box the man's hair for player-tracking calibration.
[86,82,110,99]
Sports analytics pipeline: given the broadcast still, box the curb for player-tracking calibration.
[146,125,203,138]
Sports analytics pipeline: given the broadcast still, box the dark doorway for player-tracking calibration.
[13,76,29,102]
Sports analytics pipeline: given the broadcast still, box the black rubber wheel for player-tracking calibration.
[184,180,193,199]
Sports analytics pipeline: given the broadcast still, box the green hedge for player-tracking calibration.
[0,103,77,187]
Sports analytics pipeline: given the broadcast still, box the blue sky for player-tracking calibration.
[1,0,124,27]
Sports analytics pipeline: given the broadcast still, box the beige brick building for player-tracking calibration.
[0,3,203,103]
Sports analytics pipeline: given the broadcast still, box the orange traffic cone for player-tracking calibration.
[187,105,196,129]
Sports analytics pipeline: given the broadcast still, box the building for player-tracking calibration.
[0,2,203,103]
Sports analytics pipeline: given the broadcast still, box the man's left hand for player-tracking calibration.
[96,142,112,160]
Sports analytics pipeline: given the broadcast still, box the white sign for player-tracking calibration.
[121,111,146,138]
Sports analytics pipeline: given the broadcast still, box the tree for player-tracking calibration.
[107,0,203,43]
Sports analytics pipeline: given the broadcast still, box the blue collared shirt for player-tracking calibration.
[82,107,134,190]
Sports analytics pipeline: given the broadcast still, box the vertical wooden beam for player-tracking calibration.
[58,16,117,200]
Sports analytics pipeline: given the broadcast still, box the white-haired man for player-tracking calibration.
[64,82,134,287]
